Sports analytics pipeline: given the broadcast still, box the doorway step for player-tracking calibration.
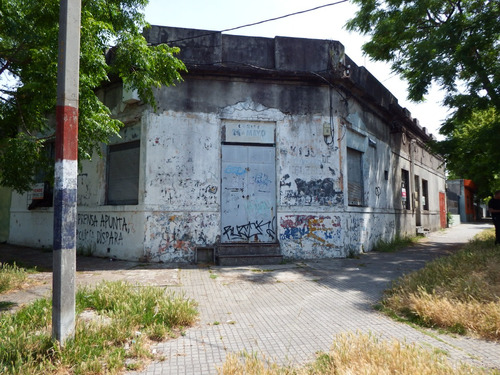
[217,243,283,266]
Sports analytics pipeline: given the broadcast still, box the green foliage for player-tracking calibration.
[0,262,29,294]
[432,107,500,198]
[374,234,420,253]
[0,281,198,374]
[446,211,454,227]
[347,0,499,103]
[0,0,185,192]
[0,134,47,193]
[347,0,500,195]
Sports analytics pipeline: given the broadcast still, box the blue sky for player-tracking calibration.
[144,0,448,139]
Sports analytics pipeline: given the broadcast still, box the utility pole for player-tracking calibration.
[53,0,81,345]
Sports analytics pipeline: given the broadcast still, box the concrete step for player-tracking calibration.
[218,242,280,256]
[217,243,282,266]
[217,254,283,266]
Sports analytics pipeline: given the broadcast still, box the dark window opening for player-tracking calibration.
[422,179,429,210]
[29,141,55,210]
[106,140,140,205]
[347,148,364,206]
[401,169,410,210]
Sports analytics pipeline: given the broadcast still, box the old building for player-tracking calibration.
[446,179,477,225]
[8,26,446,264]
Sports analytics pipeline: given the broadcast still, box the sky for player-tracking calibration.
[144,0,449,140]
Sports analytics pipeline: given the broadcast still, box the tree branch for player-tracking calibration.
[0,61,10,76]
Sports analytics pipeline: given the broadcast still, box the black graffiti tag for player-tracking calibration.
[223,219,276,241]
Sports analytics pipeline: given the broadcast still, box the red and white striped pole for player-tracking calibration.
[53,0,81,345]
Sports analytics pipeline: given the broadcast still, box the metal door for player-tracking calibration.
[439,192,447,229]
[221,145,276,243]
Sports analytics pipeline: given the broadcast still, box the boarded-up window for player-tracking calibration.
[107,140,140,205]
[347,148,363,206]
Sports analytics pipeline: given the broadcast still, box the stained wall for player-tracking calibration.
[8,27,446,262]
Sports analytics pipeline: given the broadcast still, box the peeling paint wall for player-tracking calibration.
[144,212,219,262]
[144,111,220,210]
[8,29,446,263]
[8,80,445,261]
[279,214,343,258]
[278,113,344,209]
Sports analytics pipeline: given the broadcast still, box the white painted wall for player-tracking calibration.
[9,79,446,262]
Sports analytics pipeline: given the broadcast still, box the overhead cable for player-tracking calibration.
[166,0,349,44]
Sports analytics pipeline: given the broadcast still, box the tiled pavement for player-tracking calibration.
[1,223,499,374]
[128,223,500,374]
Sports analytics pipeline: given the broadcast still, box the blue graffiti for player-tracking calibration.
[280,226,308,240]
[225,165,247,175]
[253,173,271,186]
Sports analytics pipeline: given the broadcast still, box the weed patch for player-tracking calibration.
[0,262,37,294]
[218,331,495,374]
[374,234,420,253]
[382,229,500,340]
[0,281,198,374]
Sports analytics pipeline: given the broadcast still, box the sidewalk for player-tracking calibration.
[1,223,499,373]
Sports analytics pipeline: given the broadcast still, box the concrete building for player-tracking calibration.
[446,179,477,225]
[8,26,447,264]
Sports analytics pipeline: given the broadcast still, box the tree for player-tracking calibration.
[0,0,185,192]
[347,0,500,196]
[437,107,500,198]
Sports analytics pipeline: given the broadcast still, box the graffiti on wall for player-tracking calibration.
[77,213,134,246]
[346,214,396,253]
[144,213,218,262]
[347,216,365,246]
[281,175,343,206]
[222,216,277,242]
[280,215,341,245]
[152,171,219,207]
[288,145,316,158]
[77,173,91,206]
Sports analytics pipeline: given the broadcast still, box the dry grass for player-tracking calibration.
[0,262,39,294]
[408,289,500,339]
[382,229,500,340]
[218,332,496,375]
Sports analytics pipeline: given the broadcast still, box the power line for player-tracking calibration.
[221,0,349,34]
[165,0,349,44]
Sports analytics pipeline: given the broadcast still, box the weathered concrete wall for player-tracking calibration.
[8,27,446,262]
[76,209,144,259]
[8,76,445,261]
[9,204,53,249]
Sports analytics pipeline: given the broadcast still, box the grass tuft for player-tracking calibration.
[218,332,495,374]
[0,262,34,294]
[382,229,500,340]
[374,234,420,253]
[0,281,198,374]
